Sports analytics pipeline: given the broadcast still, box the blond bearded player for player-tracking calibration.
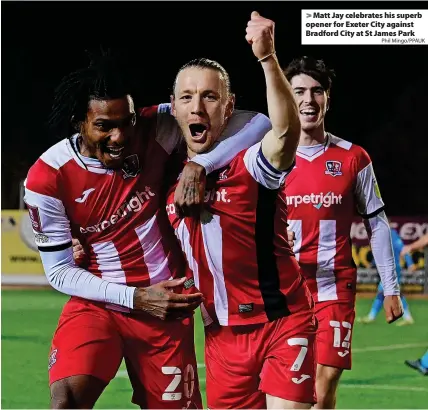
[165,12,317,409]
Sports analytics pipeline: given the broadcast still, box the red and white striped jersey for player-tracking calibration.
[166,142,312,327]
[24,104,186,288]
[283,133,385,303]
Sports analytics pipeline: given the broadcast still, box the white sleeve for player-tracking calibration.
[355,162,385,218]
[363,211,400,296]
[24,186,136,308]
[243,142,294,189]
[191,111,272,174]
[40,247,136,308]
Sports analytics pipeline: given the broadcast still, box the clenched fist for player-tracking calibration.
[245,11,275,61]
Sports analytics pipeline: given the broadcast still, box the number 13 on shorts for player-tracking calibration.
[315,301,355,369]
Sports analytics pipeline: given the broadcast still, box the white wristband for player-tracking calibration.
[258,52,276,63]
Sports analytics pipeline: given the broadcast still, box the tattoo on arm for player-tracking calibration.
[183,184,196,202]
[146,288,165,299]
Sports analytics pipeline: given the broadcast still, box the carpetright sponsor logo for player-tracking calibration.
[203,188,230,204]
[287,191,342,209]
[166,188,230,216]
[80,186,155,234]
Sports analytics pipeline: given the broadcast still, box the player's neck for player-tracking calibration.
[299,126,327,147]
[77,135,96,159]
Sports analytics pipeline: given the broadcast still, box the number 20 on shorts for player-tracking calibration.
[161,364,195,401]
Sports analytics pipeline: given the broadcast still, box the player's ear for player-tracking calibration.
[326,95,331,112]
[225,94,235,120]
[170,95,177,118]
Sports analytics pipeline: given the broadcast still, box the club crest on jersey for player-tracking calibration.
[325,160,342,177]
[122,154,140,179]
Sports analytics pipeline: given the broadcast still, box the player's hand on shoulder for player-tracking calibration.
[383,295,404,324]
[245,11,275,61]
[174,162,207,218]
[133,277,204,320]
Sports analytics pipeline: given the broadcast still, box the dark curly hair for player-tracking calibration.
[48,48,135,139]
[284,56,335,93]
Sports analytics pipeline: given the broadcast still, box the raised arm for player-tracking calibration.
[246,11,300,171]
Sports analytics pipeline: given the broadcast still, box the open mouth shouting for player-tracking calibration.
[189,123,209,143]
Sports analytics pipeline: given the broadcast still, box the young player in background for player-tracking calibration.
[282,56,403,409]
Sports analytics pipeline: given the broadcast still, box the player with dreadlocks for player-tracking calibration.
[24,49,272,409]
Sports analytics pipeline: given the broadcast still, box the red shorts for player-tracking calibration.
[48,297,202,409]
[204,309,317,409]
[314,299,356,370]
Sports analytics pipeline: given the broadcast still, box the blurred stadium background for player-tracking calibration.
[2,2,428,409]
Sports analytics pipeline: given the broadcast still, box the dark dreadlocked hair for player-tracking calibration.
[48,48,135,139]
[284,56,335,94]
[172,58,233,97]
